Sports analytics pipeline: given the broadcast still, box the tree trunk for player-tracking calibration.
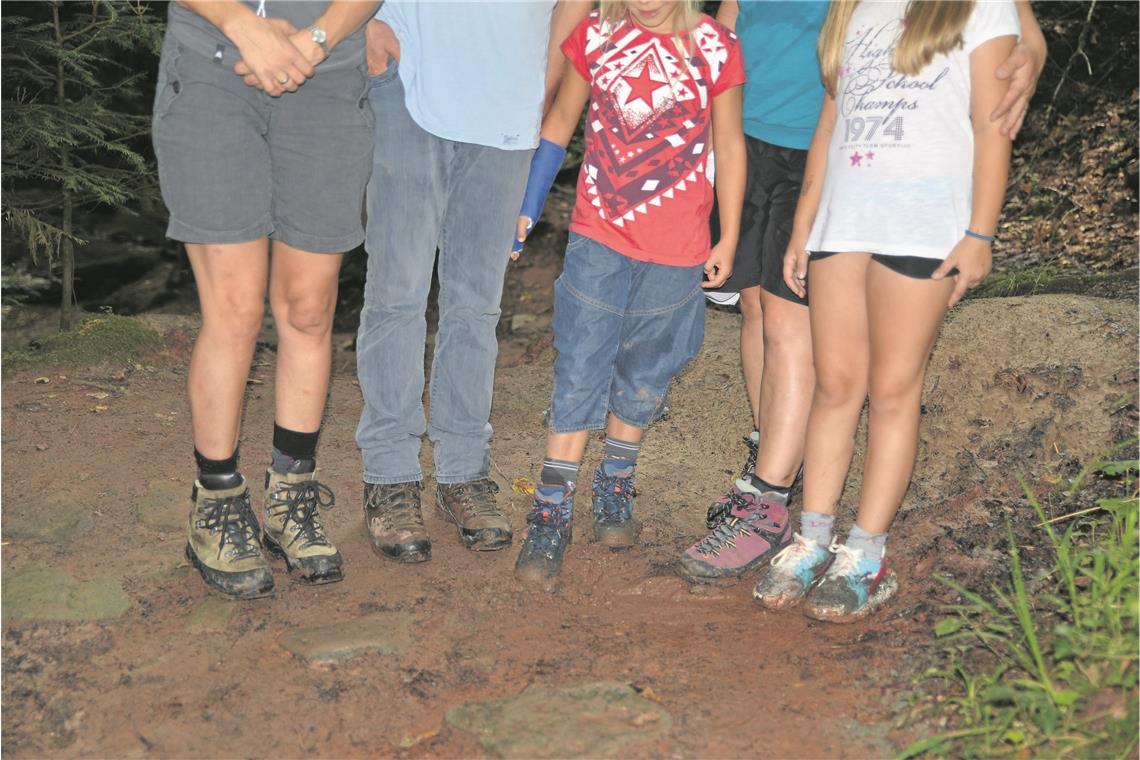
[53,0,75,332]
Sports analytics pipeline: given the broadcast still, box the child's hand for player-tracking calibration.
[932,236,993,307]
[783,235,809,299]
[510,216,533,261]
[702,241,735,288]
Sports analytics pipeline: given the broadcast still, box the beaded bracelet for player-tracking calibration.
[964,229,996,242]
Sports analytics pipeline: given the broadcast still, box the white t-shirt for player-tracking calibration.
[378,1,556,151]
[806,0,1020,260]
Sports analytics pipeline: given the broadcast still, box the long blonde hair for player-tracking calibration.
[818,0,975,95]
[599,1,703,58]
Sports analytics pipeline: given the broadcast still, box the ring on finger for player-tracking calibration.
[277,73,291,84]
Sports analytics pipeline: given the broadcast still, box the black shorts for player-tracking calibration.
[809,251,957,279]
[710,136,807,305]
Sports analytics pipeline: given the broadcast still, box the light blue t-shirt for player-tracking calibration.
[736,1,829,150]
[378,1,556,151]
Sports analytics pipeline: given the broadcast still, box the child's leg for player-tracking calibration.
[800,253,871,522]
[856,261,955,535]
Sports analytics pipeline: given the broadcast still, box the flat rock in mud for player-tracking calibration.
[280,612,413,663]
[185,597,238,633]
[138,478,189,531]
[3,494,94,543]
[3,563,131,621]
[446,681,671,758]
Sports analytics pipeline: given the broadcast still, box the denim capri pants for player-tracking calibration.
[549,232,706,432]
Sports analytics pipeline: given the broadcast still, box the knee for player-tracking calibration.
[814,367,867,408]
[205,297,264,344]
[275,291,335,338]
[763,315,811,358]
[868,373,924,416]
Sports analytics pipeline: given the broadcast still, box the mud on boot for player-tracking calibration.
[514,485,573,589]
[364,481,431,563]
[436,478,512,551]
[804,543,898,623]
[591,464,639,549]
[263,468,342,584]
[679,478,791,584]
[752,533,833,610]
[186,479,274,599]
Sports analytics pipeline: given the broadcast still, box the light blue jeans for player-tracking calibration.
[356,62,532,485]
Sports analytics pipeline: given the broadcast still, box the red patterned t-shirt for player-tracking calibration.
[562,11,745,266]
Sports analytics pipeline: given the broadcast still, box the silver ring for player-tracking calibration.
[277,74,290,84]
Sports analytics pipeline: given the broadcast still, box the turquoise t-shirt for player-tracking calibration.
[736,1,829,150]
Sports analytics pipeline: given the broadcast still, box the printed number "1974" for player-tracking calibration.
[844,116,905,142]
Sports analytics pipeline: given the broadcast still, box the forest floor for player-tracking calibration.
[2,188,1137,757]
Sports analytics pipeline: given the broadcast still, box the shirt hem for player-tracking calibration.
[807,241,950,261]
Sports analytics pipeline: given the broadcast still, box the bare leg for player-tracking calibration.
[800,254,871,516]
[753,288,814,486]
[855,262,954,534]
[545,431,592,466]
[268,242,344,433]
[605,414,645,446]
[737,285,765,429]
[185,240,270,459]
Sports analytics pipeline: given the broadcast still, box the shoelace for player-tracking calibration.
[740,434,759,479]
[445,479,501,518]
[825,542,862,577]
[694,501,769,557]
[706,484,752,528]
[592,470,635,523]
[268,480,335,549]
[771,533,821,569]
[200,492,261,560]
[524,506,568,555]
[367,484,425,531]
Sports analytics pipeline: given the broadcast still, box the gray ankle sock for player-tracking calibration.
[540,458,579,491]
[845,525,888,561]
[800,511,834,547]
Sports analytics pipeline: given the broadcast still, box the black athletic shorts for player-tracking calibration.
[809,251,958,279]
[710,135,807,305]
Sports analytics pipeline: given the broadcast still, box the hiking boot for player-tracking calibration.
[363,481,430,563]
[804,543,898,623]
[185,479,274,599]
[263,468,342,584]
[514,485,573,589]
[752,533,833,610]
[679,478,791,584]
[435,478,512,551]
[706,467,802,528]
[591,463,639,549]
[705,435,760,528]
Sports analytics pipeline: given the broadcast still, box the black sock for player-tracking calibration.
[271,423,319,474]
[540,458,579,491]
[195,447,243,490]
[602,437,640,473]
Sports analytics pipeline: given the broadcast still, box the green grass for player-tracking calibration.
[2,312,161,373]
[902,441,1139,759]
[970,266,1138,300]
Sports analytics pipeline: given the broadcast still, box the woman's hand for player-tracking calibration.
[366,19,401,75]
[702,240,735,289]
[932,236,993,307]
[782,233,809,299]
[227,16,314,96]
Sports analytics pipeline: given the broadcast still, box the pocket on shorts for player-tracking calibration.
[152,40,184,123]
[355,65,376,129]
[370,57,399,87]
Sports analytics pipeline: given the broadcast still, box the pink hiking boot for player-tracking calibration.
[679,478,792,584]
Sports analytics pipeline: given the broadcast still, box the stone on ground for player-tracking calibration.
[279,612,413,663]
[3,495,94,543]
[3,563,131,621]
[138,478,189,531]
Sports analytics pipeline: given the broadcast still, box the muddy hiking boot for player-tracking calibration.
[752,533,833,610]
[364,481,431,563]
[805,543,898,623]
[436,478,512,551]
[263,468,342,584]
[705,434,759,528]
[591,464,639,549]
[706,465,802,529]
[514,485,573,588]
[679,477,791,584]
[186,479,274,599]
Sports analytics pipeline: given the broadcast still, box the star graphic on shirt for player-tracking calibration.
[850,151,863,166]
[866,150,875,161]
[622,61,666,110]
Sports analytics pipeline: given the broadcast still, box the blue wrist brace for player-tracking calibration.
[512,138,567,253]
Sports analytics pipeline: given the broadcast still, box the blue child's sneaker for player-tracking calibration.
[591,462,639,549]
[514,485,573,589]
[805,543,898,622]
[752,533,833,610]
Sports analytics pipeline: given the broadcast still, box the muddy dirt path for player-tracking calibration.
[2,291,1135,758]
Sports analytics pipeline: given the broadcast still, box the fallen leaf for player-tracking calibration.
[398,729,439,749]
[92,405,109,413]
[634,685,664,704]
[511,477,536,496]
[34,377,50,384]
[86,391,110,400]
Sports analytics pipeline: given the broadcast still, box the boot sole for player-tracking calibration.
[263,534,344,585]
[369,540,431,564]
[184,544,274,600]
[803,573,899,623]
[435,498,512,552]
[678,531,792,586]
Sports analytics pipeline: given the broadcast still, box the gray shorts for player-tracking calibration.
[151,36,374,253]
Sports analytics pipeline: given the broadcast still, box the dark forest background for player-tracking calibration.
[1,1,1136,338]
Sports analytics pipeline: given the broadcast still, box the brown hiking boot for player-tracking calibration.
[436,478,512,551]
[364,482,430,563]
[186,479,274,599]
[263,468,343,584]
